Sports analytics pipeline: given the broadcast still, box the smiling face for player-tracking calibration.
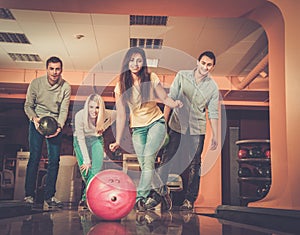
[88,100,99,120]
[128,53,144,75]
[196,55,215,77]
[46,62,62,85]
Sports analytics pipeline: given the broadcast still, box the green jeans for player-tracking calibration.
[73,136,104,201]
[132,118,167,201]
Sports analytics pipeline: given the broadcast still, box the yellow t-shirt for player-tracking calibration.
[114,73,164,128]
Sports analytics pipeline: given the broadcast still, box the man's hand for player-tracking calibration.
[174,100,183,108]
[32,117,40,130]
[210,137,218,150]
[46,127,61,138]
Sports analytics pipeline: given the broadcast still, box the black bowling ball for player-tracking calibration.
[238,167,252,177]
[249,147,263,158]
[256,184,270,197]
[254,167,271,177]
[38,116,58,136]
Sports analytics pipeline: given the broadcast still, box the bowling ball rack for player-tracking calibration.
[236,139,271,206]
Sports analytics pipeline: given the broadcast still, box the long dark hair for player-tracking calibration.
[119,47,151,104]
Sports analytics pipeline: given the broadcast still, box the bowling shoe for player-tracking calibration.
[43,196,64,210]
[135,199,146,212]
[179,199,193,211]
[24,196,34,204]
[144,197,161,210]
[144,190,161,210]
[78,200,88,211]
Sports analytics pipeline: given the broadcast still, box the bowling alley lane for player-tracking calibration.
[0,207,296,235]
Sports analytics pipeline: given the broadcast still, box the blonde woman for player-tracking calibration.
[73,94,116,210]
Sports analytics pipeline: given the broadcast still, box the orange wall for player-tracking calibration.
[246,0,300,209]
[196,0,300,210]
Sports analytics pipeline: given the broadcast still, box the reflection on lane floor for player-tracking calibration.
[79,209,201,235]
[0,208,290,235]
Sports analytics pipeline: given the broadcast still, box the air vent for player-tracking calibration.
[8,53,42,62]
[130,15,168,25]
[130,38,163,49]
[0,32,30,44]
[0,8,15,20]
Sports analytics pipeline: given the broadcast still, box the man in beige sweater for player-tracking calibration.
[24,56,71,209]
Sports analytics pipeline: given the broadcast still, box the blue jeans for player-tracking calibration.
[159,129,205,203]
[25,121,62,200]
[73,136,104,201]
[132,118,167,201]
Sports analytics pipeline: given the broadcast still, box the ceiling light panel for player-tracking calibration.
[130,38,163,49]
[0,32,30,44]
[0,8,15,20]
[130,15,168,26]
[8,53,42,62]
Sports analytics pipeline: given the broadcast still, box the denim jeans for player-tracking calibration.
[25,121,62,200]
[132,118,167,201]
[73,136,104,201]
[159,129,205,203]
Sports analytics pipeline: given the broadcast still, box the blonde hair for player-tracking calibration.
[83,94,105,133]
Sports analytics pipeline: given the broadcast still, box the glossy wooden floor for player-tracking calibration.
[0,205,293,235]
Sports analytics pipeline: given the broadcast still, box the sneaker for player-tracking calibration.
[78,200,88,211]
[179,199,193,211]
[24,196,34,204]
[43,197,63,210]
[144,190,161,210]
[135,199,146,212]
[144,197,160,210]
[161,187,172,211]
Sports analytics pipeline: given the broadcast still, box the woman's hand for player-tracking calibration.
[109,142,120,152]
[97,129,104,135]
[80,163,91,175]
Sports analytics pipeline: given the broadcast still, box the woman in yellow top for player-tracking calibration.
[110,47,182,212]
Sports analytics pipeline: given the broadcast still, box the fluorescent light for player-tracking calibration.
[147,58,159,68]
[259,71,268,78]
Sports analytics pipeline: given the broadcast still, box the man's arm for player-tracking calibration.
[57,82,71,129]
[209,118,218,150]
[163,71,182,122]
[24,81,37,121]
[47,82,71,138]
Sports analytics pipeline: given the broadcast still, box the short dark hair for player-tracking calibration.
[46,56,63,69]
[198,51,216,66]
